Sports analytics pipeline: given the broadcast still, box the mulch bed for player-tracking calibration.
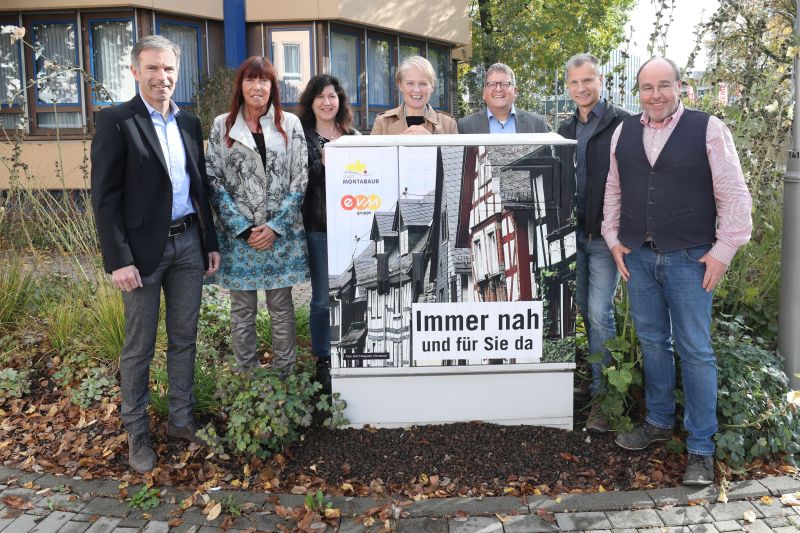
[0,369,788,499]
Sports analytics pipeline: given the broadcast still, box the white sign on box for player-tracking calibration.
[411,301,544,362]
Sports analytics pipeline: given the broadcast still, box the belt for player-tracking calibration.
[168,213,196,237]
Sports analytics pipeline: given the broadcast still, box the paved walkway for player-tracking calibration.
[1,467,799,532]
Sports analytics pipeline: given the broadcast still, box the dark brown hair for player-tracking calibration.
[224,56,286,147]
[297,74,353,133]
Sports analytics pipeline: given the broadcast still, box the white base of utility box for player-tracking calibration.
[331,363,575,429]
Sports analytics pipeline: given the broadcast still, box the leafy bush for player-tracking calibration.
[70,367,116,409]
[541,335,576,363]
[0,368,30,403]
[149,343,221,418]
[713,320,800,468]
[197,285,231,353]
[0,261,34,329]
[199,366,347,458]
[53,352,95,386]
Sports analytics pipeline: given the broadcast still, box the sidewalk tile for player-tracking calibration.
[114,519,145,528]
[764,516,791,528]
[501,514,558,532]
[705,501,762,521]
[111,528,139,533]
[177,509,222,527]
[337,518,383,532]
[0,472,41,487]
[80,500,128,520]
[608,529,636,533]
[725,480,770,500]
[127,504,180,522]
[3,514,40,533]
[29,511,75,533]
[711,520,742,531]
[25,510,49,517]
[405,496,527,517]
[555,511,611,531]
[738,519,773,533]
[229,512,282,531]
[196,527,225,533]
[393,517,448,532]
[759,476,800,496]
[0,516,18,532]
[82,518,120,533]
[0,488,44,506]
[330,497,392,517]
[447,516,503,532]
[688,525,716,533]
[35,495,87,514]
[636,524,692,533]
[169,524,200,533]
[646,486,717,507]
[605,509,663,529]
[69,515,95,523]
[656,505,713,526]
[531,492,654,513]
[56,521,90,533]
[140,521,169,533]
[773,527,800,533]
[750,498,796,518]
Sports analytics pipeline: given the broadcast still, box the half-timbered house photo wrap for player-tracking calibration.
[326,142,576,369]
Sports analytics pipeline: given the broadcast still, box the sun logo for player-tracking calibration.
[345,160,368,174]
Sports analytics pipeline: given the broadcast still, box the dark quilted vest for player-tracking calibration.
[616,109,716,252]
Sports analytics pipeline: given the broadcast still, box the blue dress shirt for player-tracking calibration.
[487,106,518,134]
[141,98,195,221]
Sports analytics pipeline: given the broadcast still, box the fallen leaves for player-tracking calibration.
[1,496,34,510]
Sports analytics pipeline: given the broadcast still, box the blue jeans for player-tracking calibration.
[306,231,331,359]
[624,243,717,456]
[575,231,620,396]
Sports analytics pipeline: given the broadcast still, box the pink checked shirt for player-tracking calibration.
[601,103,753,265]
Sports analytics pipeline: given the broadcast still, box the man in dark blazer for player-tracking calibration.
[458,63,549,134]
[557,53,630,433]
[91,35,220,474]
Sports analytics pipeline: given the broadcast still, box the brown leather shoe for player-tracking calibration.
[128,434,156,473]
[166,421,205,447]
[585,403,610,433]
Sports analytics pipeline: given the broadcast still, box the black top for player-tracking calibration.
[302,126,358,232]
[406,115,425,127]
[252,131,267,170]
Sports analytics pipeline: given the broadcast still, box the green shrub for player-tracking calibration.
[0,368,30,403]
[193,67,236,139]
[53,352,95,386]
[197,285,231,353]
[199,366,347,458]
[46,299,85,354]
[713,321,800,468]
[541,335,576,363]
[0,261,35,329]
[70,367,116,409]
[86,283,127,364]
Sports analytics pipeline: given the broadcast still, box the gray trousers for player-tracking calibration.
[230,287,295,376]
[120,225,204,437]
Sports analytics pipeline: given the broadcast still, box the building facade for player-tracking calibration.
[0,0,469,188]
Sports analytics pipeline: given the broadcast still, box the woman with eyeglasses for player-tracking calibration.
[371,55,457,135]
[296,74,360,393]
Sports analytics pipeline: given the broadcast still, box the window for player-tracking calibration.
[0,21,24,130]
[89,19,135,105]
[428,46,449,109]
[157,20,201,105]
[283,43,300,77]
[32,20,82,129]
[441,210,448,241]
[330,29,359,106]
[367,34,393,126]
[400,229,409,255]
[399,41,422,63]
[269,28,313,104]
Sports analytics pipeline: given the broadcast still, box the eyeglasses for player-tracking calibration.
[639,81,676,96]
[484,81,514,90]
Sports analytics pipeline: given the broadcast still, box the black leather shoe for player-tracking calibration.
[128,433,156,473]
[166,421,205,447]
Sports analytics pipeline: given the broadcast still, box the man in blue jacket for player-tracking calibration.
[557,53,630,432]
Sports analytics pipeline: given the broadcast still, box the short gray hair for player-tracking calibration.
[396,55,436,87]
[636,56,681,84]
[565,53,600,78]
[485,63,515,86]
[131,35,181,68]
